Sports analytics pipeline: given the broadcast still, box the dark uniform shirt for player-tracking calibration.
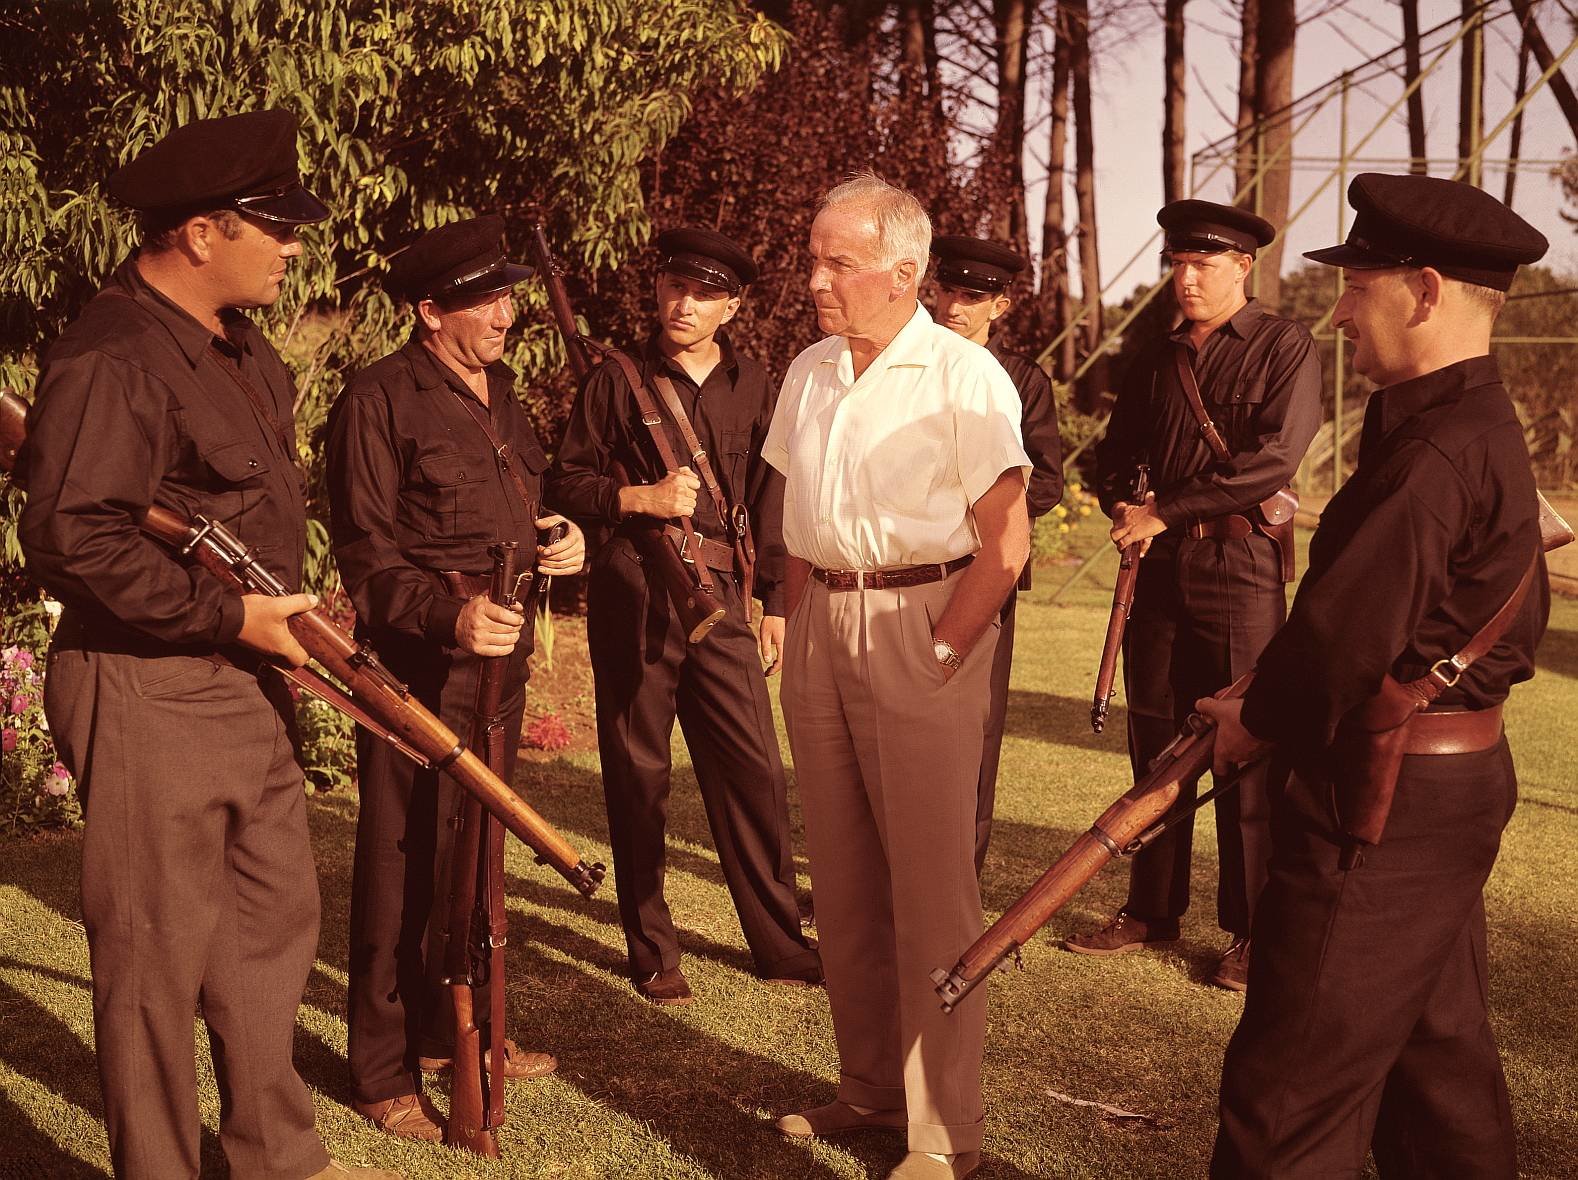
[1095,298,1322,530]
[987,337,1064,519]
[20,254,306,650]
[1242,355,1547,763]
[548,330,788,615]
[326,335,548,649]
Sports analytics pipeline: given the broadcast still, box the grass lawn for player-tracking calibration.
[2,530,1575,1178]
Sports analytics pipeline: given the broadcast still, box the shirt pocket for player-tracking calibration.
[197,437,275,526]
[867,422,946,514]
[1207,369,1267,408]
[415,451,489,541]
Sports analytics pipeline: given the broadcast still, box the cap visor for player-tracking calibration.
[661,259,737,293]
[240,184,330,225]
[1302,243,1395,269]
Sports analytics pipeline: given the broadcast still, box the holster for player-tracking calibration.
[1254,487,1299,583]
[1329,672,1427,862]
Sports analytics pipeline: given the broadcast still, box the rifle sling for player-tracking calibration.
[445,388,541,522]
[608,351,716,593]
[1170,342,1235,464]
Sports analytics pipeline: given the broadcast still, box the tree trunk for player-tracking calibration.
[1508,0,1578,143]
[1458,0,1484,185]
[1505,8,1533,207]
[1068,0,1107,409]
[989,0,1032,251]
[1401,0,1427,174]
[1251,0,1294,311]
[1234,0,1260,202]
[1163,0,1187,205]
[899,0,945,130]
[1038,0,1076,384]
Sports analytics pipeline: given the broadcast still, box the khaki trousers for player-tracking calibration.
[781,570,994,1155]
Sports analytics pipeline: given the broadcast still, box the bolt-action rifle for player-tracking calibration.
[526,224,725,643]
[0,387,604,899]
[1091,464,1150,734]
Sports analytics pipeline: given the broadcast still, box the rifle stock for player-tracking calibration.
[1091,465,1150,734]
[525,227,726,644]
[933,670,1254,1013]
[0,387,604,899]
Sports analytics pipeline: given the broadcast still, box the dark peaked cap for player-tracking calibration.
[1158,199,1275,255]
[107,108,328,224]
[656,227,757,294]
[388,215,533,303]
[1304,173,1548,292]
[931,235,1027,293]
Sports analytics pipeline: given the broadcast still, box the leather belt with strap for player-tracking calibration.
[1403,705,1503,756]
[659,524,735,574]
[1187,513,1255,541]
[812,555,974,591]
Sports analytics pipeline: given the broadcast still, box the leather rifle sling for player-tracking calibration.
[649,371,757,591]
[608,351,716,592]
[1170,342,1233,464]
[446,388,542,522]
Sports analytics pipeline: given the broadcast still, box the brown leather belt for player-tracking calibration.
[1187,513,1255,541]
[1405,706,1503,756]
[812,555,974,591]
[660,524,736,574]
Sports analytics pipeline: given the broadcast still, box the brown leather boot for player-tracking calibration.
[1063,910,1180,956]
[419,1037,558,1079]
[1209,936,1251,992]
[633,965,695,1005]
[351,1092,444,1142]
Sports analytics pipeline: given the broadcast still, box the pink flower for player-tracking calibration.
[1,728,14,752]
[12,650,33,672]
[8,693,28,715]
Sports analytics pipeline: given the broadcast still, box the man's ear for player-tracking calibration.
[720,294,742,326]
[416,298,444,333]
[181,217,217,263]
[989,293,1012,323]
[892,257,919,294]
[1416,267,1445,317]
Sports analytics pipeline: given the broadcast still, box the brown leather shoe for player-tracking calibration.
[634,965,694,1005]
[418,1038,559,1079]
[776,1100,906,1138]
[351,1093,443,1142]
[1209,936,1250,992]
[887,1150,981,1178]
[307,1162,406,1180]
[1063,910,1180,956]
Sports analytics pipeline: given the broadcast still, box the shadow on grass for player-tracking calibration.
[0,1087,103,1179]
[1002,690,1128,753]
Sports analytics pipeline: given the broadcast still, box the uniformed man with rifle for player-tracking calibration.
[16,110,400,1180]
[547,227,821,1004]
[928,234,1064,874]
[326,216,585,1144]
[1203,174,1551,1178]
[1067,200,1322,991]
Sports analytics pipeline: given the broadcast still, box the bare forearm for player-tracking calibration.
[933,471,1031,659]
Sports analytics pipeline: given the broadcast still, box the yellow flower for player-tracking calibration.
[1079,505,1092,516]
[1054,504,1068,518]
[1058,522,1070,533]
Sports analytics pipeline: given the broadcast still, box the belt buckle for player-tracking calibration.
[1428,657,1464,689]
[678,530,704,565]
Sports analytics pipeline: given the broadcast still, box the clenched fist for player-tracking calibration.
[620,466,701,520]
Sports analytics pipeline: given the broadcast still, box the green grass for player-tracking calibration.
[3,531,1576,1178]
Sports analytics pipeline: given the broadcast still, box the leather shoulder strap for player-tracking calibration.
[1407,552,1540,702]
[608,351,688,474]
[649,371,734,523]
[1171,343,1233,464]
[445,388,539,517]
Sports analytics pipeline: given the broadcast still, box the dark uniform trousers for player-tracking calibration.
[45,637,328,1180]
[1212,741,1519,1178]
[586,537,817,978]
[1123,533,1284,936]
[346,632,528,1105]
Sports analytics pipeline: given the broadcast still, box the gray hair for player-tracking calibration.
[818,169,932,271]
[1446,276,1508,322]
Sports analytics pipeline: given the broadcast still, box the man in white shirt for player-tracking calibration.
[765,172,1031,1180]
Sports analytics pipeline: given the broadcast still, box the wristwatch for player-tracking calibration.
[932,637,962,670]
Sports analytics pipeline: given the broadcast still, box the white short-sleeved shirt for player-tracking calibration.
[763,303,1031,570]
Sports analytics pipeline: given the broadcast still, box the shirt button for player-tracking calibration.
[247,458,259,469]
